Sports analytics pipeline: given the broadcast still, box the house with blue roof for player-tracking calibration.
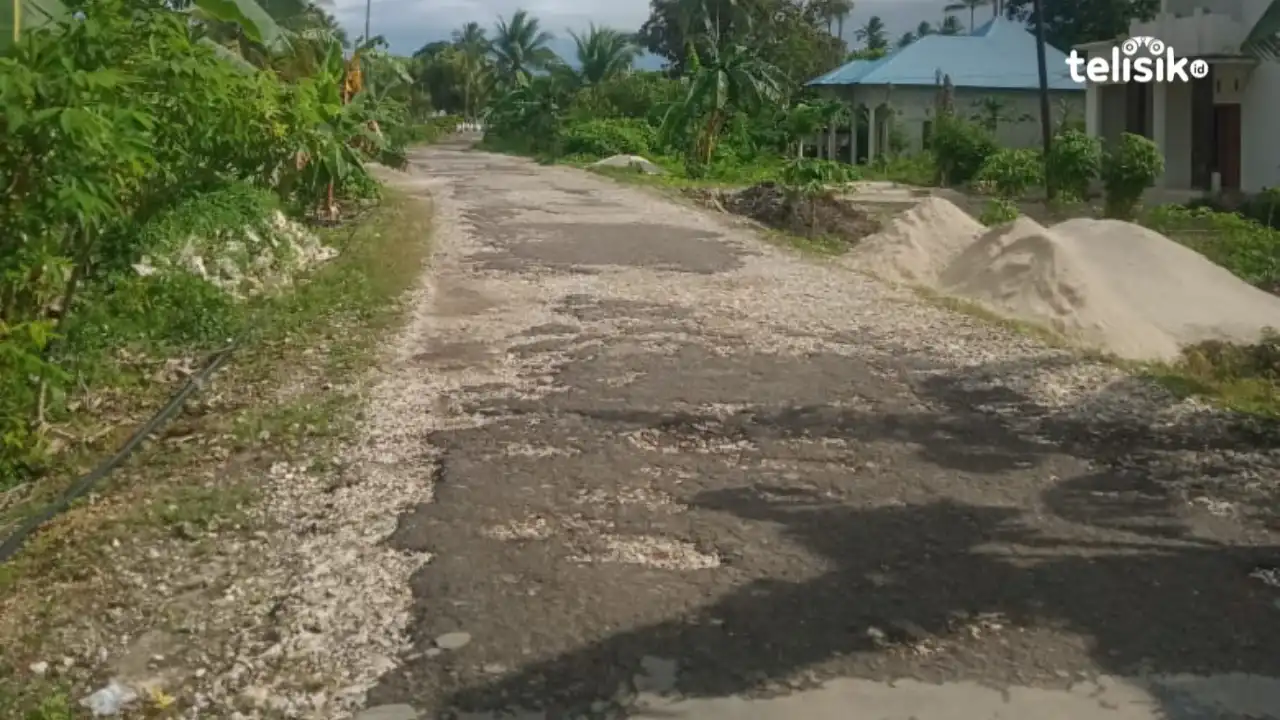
[805,17,1084,164]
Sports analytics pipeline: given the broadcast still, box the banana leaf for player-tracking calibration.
[188,0,287,52]
[0,0,68,52]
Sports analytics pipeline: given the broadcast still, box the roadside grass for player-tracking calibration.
[0,191,432,718]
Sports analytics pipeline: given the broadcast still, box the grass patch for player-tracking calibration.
[1144,334,1280,418]
[917,285,1280,418]
[0,191,432,716]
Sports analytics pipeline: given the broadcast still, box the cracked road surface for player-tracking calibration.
[364,143,1280,719]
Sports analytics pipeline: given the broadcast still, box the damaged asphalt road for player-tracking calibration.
[361,142,1280,720]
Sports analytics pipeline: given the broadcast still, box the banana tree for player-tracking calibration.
[658,34,784,171]
[3,0,285,64]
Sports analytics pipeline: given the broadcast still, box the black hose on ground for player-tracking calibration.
[0,336,244,564]
[0,204,373,565]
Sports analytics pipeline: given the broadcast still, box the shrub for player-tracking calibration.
[1046,129,1102,200]
[979,198,1020,225]
[930,113,998,186]
[779,158,861,230]
[1102,133,1163,219]
[975,148,1043,200]
[560,118,656,159]
[402,115,463,144]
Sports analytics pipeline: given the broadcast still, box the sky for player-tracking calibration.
[331,0,994,69]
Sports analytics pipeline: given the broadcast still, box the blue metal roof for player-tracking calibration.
[808,17,1083,91]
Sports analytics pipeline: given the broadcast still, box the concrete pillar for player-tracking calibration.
[1151,82,1168,187]
[1085,81,1101,138]
[867,105,878,163]
[849,104,859,164]
[826,124,836,160]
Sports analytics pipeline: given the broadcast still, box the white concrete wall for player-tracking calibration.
[863,86,1085,154]
[1235,1,1280,192]
[1099,84,1128,144]
[1239,62,1280,192]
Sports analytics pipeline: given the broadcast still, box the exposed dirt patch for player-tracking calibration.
[687,183,882,246]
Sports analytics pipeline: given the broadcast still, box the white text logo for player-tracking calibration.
[1066,36,1209,83]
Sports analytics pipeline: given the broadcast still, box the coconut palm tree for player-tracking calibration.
[828,0,854,42]
[939,14,964,35]
[569,24,640,85]
[450,22,492,119]
[855,15,887,50]
[491,9,558,86]
[453,21,489,56]
[944,0,990,34]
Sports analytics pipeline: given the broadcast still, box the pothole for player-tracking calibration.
[480,517,554,541]
[569,535,721,570]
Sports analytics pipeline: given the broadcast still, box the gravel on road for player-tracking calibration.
[341,144,1280,719]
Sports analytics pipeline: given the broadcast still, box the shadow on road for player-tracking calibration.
[426,356,1280,717]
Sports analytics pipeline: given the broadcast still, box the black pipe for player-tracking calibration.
[0,337,243,564]
[0,203,373,565]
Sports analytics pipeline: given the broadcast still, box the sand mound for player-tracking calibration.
[940,216,1280,360]
[849,196,985,284]
[591,154,664,174]
[851,196,1280,360]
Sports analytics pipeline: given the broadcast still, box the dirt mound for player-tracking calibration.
[848,196,985,284]
[719,182,881,242]
[940,217,1280,360]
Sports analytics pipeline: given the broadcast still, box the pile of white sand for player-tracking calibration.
[852,200,1280,361]
[849,196,984,284]
[591,154,665,175]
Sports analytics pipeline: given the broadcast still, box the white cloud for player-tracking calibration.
[337,0,998,63]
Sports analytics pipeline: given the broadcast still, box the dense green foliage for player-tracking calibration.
[0,0,420,486]
[930,113,999,186]
[1101,133,1164,219]
[1144,206,1280,293]
[975,148,1044,200]
[1045,129,1103,201]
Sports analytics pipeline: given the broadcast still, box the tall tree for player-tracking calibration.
[939,14,964,35]
[491,9,558,85]
[828,0,854,41]
[944,0,990,33]
[453,21,489,55]
[569,25,640,84]
[854,15,886,50]
[637,0,754,74]
[916,20,934,36]
[413,40,451,58]
[637,0,842,83]
[451,21,492,119]
[1003,0,1156,49]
